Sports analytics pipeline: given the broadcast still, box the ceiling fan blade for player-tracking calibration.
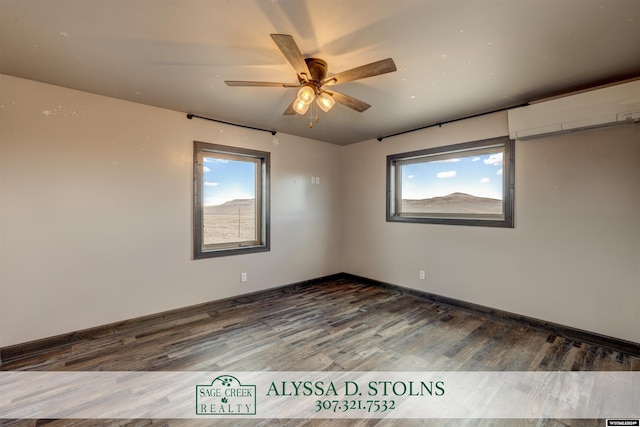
[327,91,371,112]
[225,81,300,87]
[270,34,311,80]
[323,58,397,86]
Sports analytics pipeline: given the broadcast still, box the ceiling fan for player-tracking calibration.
[225,34,397,123]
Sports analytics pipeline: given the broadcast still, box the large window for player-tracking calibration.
[387,136,514,227]
[193,141,270,258]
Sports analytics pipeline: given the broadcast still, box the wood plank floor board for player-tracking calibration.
[1,277,638,426]
[458,326,513,371]
[411,315,487,364]
[480,324,529,369]
[538,337,573,370]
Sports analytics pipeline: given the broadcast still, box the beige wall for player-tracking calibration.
[2,74,639,348]
[0,75,343,347]
[342,113,640,343]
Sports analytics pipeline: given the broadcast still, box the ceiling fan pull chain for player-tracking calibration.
[309,102,318,128]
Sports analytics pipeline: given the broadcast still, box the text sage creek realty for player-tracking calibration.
[266,380,445,397]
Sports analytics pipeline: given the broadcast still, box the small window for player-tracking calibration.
[193,141,270,258]
[387,136,514,227]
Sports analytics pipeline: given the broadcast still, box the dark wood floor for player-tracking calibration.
[2,277,638,426]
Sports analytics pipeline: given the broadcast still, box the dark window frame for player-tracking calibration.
[386,136,515,228]
[193,141,270,259]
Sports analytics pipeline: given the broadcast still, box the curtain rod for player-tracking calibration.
[186,113,277,136]
[376,103,530,142]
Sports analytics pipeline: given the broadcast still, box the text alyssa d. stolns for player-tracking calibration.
[266,379,445,397]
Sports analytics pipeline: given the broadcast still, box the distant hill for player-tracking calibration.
[204,199,255,215]
[402,192,501,214]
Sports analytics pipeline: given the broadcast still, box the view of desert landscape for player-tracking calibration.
[202,194,499,244]
[402,192,502,214]
[203,199,256,245]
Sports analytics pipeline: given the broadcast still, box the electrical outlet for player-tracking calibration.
[419,270,425,280]
[241,272,247,282]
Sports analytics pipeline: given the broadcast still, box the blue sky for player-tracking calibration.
[401,151,504,200]
[203,157,256,206]
[200,149,503,206]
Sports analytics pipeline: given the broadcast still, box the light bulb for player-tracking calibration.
[316,92,335,112]
[296,86,315,105]
[292,99,310,115]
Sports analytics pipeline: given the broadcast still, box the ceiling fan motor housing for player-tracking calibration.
[303,58,328,86]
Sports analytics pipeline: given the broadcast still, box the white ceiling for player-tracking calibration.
[1,0,639,145]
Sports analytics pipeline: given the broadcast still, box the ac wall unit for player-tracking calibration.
[508,80,640,140]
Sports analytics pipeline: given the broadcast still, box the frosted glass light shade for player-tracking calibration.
[292,99,310,114]
[296,86,315,105]
[316,92,335,112]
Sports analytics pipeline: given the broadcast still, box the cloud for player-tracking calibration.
[203,166,211,173]
[484,153,503,166]
[407,174,414,179]
[496,168,503,175]
[203,158,228,163]
[437,170,457,179]
[480,177,490,183]
[203,182,219,187]
[433,158,460,163]
[472,157,481,162]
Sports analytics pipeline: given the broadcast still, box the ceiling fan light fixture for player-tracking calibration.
[296,85,315,105]
[292,99,310,115]
[316,92,335,112]
[226,35,397,119]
